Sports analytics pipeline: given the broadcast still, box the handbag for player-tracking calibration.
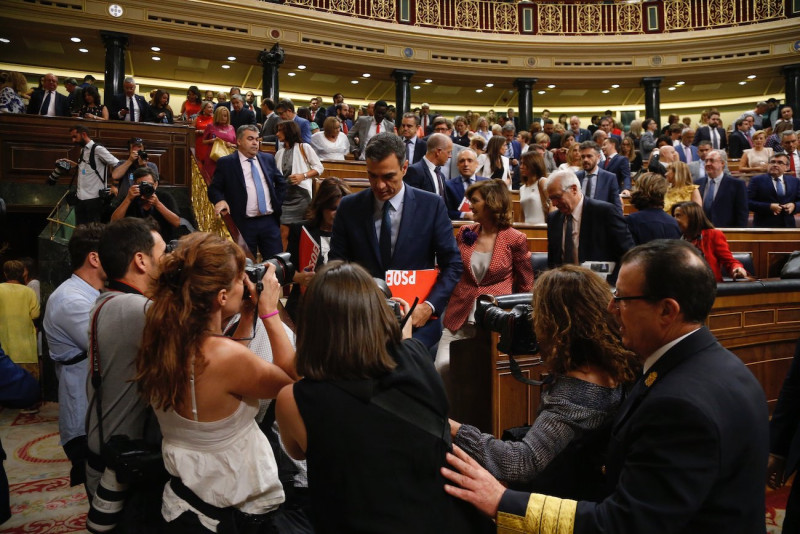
[210,137,235,161]
[781,251,800,279]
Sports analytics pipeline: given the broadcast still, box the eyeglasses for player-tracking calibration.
[612,289,653,305]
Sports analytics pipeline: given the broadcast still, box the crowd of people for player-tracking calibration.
[2,70,800,533]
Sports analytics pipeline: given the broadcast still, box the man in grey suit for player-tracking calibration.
[432,117,464,179]
[260,98,279,143]
[347,100,395,160]
[689,141,730,180]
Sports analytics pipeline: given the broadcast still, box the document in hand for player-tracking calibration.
[385,269,438,310]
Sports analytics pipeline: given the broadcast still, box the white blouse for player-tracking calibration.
[519,183,547,224]
[310,131,350,160]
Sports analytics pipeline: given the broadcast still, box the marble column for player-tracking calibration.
[258,44,285,103]
[392,69,415,118]
[783,64,800,117]
[641,77,663,128]
[514,78,537,132]
[100,31,128,106]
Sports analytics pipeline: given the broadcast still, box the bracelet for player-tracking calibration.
[259,310,279,320]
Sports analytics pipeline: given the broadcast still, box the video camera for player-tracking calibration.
[474,294,538,356]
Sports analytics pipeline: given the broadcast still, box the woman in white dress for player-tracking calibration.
[519,151,551,224]
[310,117,350,160]
[739,130,773,173]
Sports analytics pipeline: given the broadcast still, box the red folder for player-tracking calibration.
[298,227,320,293]
[385,269,438,306]
[459,197,472,213]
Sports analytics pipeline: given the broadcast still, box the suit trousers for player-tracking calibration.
[75,198,106,226]
[238,214,282,259]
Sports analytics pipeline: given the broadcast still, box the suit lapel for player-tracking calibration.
[393,186,416,266]
[360,190,382,268]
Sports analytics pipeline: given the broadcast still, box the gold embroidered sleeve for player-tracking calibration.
[497,493,577,534]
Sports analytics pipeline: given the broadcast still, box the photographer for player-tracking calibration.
[449,266,639,500]
[111,168,180,242]
[85,218,166,533]
[113,137,160,201]
[135,233,297,532]
[56,125,128,224]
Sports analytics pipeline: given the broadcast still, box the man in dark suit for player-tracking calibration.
[398,112,427,164]
[208,125,286,258]
[778,104,800,131]
[675,129,699,164]
[403,133,452,199]
[334,103,353,133]
[244,91,263,124]
[747,153,800,227]
[444,149,487,220]
[326,92,344,119]
[419,103,439,136]
[502,123,523,188]
[695,150,749,228]
[545,170,633,284]
[275,99,312,144]
[444,239,769,534]
[601,137,631,193]
[260,98,279,143]
[727,117,752,159]
[693,111,727,151]
[506,108,519,130]
[109,77,150,122]
[568,116,592,143]
[576,141,622,213]
[330,132,462,351]
[308,97,326,125]
[347,100,394,160]
[768,337,800,533]
[27,73,70,117]
[229,95,256,130]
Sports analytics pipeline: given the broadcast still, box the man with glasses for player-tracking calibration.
[747,153,800,227]
[545,170,633,284]
[398,112,427,164]
[275,99,312,144]
[442,239,768,534]
[431,117,464,179]
[694,149,748,228]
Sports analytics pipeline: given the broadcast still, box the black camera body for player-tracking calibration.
[138,181,155,198]
[372,277,405,323]
[137,150,149,161]
[474,295,538,356]
[47,160,72,185]
[98,188,114,204]
[245,252,295,288]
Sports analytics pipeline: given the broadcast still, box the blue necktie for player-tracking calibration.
[380,201,392,268]
[703,179,715,216]
[775,178,785,198]
[40,91,52,115]
[248,158,267,214]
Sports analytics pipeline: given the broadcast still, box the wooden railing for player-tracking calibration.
[277,0,794,35]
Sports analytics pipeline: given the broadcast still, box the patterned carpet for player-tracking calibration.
[0,402,791,533]
[1,403,88,533]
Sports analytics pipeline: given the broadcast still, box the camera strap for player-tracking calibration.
[89,295,118,453]
[507,353,550,387]
[82,143,107,187]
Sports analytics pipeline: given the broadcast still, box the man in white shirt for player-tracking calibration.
[27,73,70,117]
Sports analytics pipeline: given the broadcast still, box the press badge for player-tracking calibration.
[82,168,87,175]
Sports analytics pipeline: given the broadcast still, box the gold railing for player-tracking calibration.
[277,0,792,34]
[190,156,232,240]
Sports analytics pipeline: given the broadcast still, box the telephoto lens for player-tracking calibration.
[86,468,129,533]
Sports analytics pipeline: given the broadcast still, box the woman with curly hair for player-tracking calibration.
[449,265,639,500]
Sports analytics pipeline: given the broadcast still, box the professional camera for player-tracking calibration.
[47,160,72,185]
[137,149,149,161]
[138,181,155,198]
[474,295,538,356]
[245,252,295,288]
[98,188,114,204]
[373,277,404,323]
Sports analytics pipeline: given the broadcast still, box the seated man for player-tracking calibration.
[110,167,181,242]
[442,239,769,534]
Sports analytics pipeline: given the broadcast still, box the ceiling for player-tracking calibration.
[0,16,788,113]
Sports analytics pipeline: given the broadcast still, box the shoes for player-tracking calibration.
[20,404,39,414]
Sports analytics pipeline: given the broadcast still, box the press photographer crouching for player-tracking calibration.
[85,218,166,533]
[449,265,639,500]
[110,167,181,242]
[135,233,298,533]
[52,125,128,224]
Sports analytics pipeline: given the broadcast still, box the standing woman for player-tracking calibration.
[149,89,174,124]
[620,135,643,174]
[135,233,296,532]
[552,132,574,166]
[0,71,28,114]
[671,201,747,281]
[640,118,659,161]
[739,130,773,173]
[275,120,324,236]
[193,101,215,165]
[557,142,582,173]
[0,261,40,378]
[285,177,351,321]
[435,180,533,396]
[78,86,109,120]
[518,151,550,224]
[200,106,236,179]
[663,161,702,213]
[275,261,493,534]
[180,85,202,122]
[475,117,492,144]
[477,135,510,187]
[310,117,350,160]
